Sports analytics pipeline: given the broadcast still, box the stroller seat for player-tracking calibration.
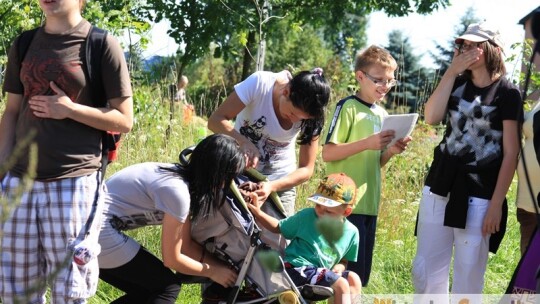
[182,142,332,303]
[191,170,332,304]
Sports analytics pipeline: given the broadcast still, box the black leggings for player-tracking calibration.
[99,247,182,304]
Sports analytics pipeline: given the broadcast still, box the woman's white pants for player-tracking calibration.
[413,186,490,301]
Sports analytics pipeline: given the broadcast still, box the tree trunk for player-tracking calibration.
[256,35,266,71]
[241,31,256,81]
[255,0,269,71]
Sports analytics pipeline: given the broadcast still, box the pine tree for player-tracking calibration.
[430,8,480,83]
[385,30,430,113]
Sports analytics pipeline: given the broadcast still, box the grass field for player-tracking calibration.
[88,96,522,303]
[0,86,524,303]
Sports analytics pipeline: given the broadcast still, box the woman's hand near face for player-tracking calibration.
[448,47,483,76]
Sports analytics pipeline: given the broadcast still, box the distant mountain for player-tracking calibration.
[124,52,167,71]
[143,55,166,71]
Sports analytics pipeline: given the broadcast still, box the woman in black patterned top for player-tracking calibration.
[413,22,523,300]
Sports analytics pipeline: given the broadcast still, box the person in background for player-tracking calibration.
[516,100,540,255]
[175,75,189,103]
[322,45,411,286]
[0,0,133,303]
[98,134,243,303]
[208,68,331,215]
[247,173,362,304]
[412,22,522,299]
[174,75,194,125]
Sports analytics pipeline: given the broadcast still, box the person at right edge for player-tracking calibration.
[412,22,523,302]
[516,99,540,255]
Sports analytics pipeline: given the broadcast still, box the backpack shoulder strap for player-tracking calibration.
[83,26,112,178]
[16,28,40,88]
[17,28,39,65]
[85,25,108,108]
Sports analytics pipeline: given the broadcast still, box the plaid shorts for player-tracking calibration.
[285,263,351,288]
[0,171,104,303]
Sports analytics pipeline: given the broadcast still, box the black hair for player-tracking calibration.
[162,134,246,220]
[289,69,331,145]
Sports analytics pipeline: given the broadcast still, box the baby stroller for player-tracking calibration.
[180,147,333,304]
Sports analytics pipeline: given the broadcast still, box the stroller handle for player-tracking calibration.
[179,145,195,166]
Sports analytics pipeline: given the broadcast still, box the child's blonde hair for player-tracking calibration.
[178,75,189,88]
[354,45,398,72]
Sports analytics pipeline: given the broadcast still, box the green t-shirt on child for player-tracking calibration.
[324,96,387,216]
[279,208,359,269]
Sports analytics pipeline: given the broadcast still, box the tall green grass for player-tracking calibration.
[365,122,521,295]
[0,82,523,303]
[88,86,521,303]
[89,86,210,303]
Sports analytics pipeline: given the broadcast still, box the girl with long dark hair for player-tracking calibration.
[98,134,246,303]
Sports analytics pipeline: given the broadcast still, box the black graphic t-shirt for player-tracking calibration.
[425,76,522,199]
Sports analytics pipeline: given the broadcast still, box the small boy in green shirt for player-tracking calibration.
[247,173,362,304]
[322,45,412,286]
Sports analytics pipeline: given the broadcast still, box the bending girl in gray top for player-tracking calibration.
[98,134,246,303]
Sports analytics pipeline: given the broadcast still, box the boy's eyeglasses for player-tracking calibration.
[361,71,398,88]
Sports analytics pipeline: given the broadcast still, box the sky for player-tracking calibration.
[140,0,539,70]
[366,0,538,69]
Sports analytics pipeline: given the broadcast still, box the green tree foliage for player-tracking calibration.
[84,0,150,38]
[264,21,334,72]
[522,39,540,104]
[0,0,150,79]
[323,14,368,60]
[141,0,449,82]
[84,0,151,80]
[0,0,449,84]
[385,30,432,113]
[138,0,243,81]
[0,0,43,65]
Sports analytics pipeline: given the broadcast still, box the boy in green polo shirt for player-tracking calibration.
[321,45,412,286]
